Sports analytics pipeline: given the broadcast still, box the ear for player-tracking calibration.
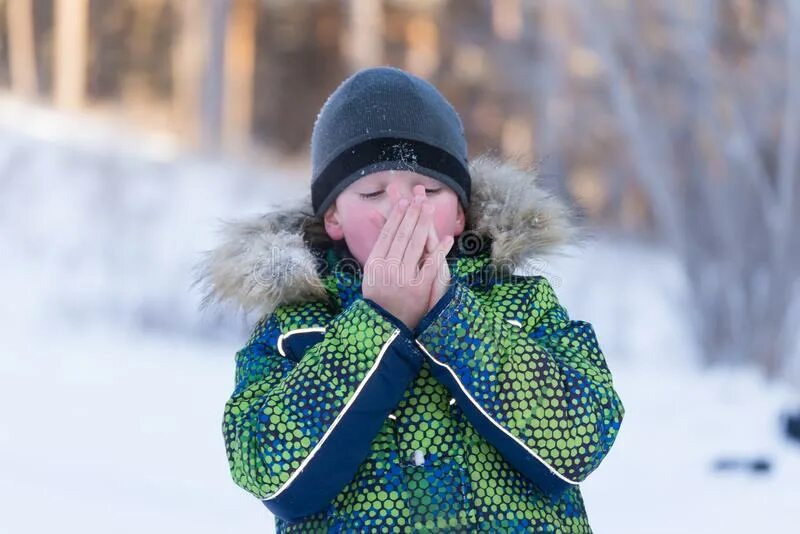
[323,203,345,240]
[454,201,466,236]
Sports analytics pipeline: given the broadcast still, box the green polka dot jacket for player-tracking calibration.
[196,156,625,533]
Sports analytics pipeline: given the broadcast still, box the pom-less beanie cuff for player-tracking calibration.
[312,137,471,216]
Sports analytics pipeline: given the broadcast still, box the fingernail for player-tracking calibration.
[399,198,409,208]
[413,195,424,205]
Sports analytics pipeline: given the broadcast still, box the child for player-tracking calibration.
[197,66,624,533]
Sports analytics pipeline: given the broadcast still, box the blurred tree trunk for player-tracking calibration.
[202,0,228,148]
[172,0,228,149]
[54,0,88,109]
[7,0,38,96]
[172,0,203,145]
[222,0,256,150]
[345,0,383,69]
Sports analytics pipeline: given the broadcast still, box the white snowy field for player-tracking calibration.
[1,102,799,533]
[2,239,799,534]
[0,323,269,533]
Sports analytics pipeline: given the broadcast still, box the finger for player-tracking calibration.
[386,182,401,204]
[437,235,454,270]
[436,234,453,263]
[434,235,454,284]
[386,193,424,261]
[419,224,437,270]
[421,234,452,280]
[424,219,439,255]
[442,234,454,254]
[418,221,439,271]
[403,202,434,270]
[368,197,409,261]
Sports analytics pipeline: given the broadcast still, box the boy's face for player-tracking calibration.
[323,170,466,267]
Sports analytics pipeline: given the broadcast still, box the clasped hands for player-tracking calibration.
[362,185,455,330]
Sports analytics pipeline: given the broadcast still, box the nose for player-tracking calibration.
[387,183,427,203]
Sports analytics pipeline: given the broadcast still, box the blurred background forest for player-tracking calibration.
[1,1,799,533]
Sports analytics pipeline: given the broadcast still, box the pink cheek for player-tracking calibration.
[431,207,457,237]
[366,210,387,230]
[344,224,380,262]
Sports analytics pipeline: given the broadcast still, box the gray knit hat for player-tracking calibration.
[310,66,470,217]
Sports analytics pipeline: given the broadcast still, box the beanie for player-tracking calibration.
[310,66,470,217]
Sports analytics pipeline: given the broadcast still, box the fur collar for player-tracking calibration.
[194,155,581,317]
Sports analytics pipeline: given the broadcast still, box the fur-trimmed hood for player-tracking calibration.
[194,155,582,318]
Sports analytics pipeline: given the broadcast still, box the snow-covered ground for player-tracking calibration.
[1,102,798,533]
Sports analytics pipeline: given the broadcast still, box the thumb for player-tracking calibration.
[418,223,438,270]
[432,235,453,276]
[420,234,450,280]
[438,234,454,256]
[424,223,439,255]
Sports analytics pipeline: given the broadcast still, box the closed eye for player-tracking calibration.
[359,187,441,199]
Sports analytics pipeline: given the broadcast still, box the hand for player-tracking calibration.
[420,223,454,312]
[362,187,452,330]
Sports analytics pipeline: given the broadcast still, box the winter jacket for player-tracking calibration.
[196,156,625,533]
